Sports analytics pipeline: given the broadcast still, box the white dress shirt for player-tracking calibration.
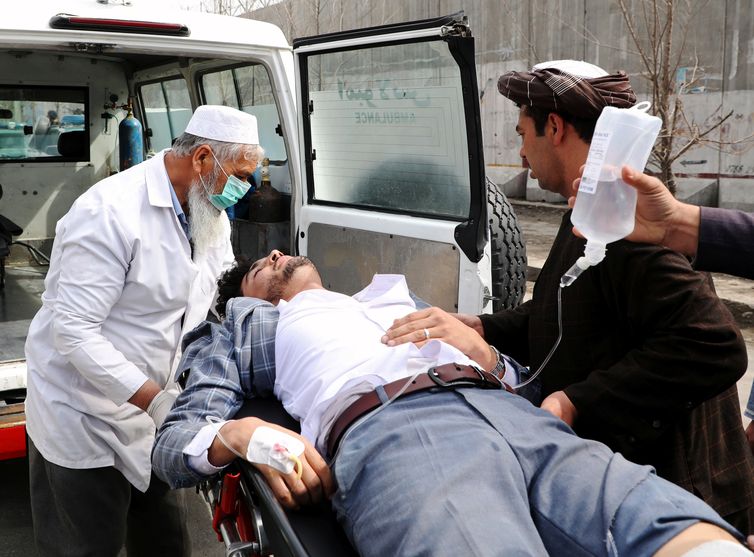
[274,275,487,448]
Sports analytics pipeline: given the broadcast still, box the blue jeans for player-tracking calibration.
[331,389,739,557]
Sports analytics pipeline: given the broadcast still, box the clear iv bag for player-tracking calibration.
[563,101,662,287]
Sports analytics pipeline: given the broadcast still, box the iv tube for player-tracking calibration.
[515,284,565,390]
[559,241,606,288]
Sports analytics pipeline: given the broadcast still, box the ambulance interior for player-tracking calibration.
[0,47,292,373]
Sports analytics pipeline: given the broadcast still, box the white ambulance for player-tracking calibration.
[0,2,526,541]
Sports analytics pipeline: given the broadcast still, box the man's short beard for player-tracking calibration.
[267,256,318,302]
[187,171,225,254]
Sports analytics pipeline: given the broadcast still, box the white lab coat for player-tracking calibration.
[25,151,234,491]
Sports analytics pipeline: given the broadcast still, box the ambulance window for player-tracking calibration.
[0,85,88,162]
[139,78,192,152]
[305,41,471,219]
[203,69,237,107]
[201,65,287,162]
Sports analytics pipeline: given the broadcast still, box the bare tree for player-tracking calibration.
[193,0,265,15]
[517,0,748,195]
[616,0,734,194]
[199,0,398,43]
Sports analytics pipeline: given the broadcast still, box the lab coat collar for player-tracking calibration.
[146,150,176,209]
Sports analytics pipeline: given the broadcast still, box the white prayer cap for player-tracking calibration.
[185,105,259,145]
[532,59,609,79]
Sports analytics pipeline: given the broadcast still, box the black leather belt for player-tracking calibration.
[326,363,513,457]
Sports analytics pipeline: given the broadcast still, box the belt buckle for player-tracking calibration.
[428,364,502,390]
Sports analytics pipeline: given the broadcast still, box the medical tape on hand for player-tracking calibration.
[205,417,304,479]
[247,426,305,479]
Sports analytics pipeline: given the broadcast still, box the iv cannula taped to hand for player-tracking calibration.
[206,416,304,478]
[562,101,662,287]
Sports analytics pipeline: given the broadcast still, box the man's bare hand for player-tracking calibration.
[255,439,333,510]
[382,307,494,370]
[450,312,485,337]
[566,165,584,211]
[209,418,334,510]
[540,390,578,426]
[569,166,700,256]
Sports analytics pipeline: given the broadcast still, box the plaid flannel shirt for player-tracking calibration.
[152,296,278,488]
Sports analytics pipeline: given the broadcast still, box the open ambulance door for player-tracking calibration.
[292,13,494,314]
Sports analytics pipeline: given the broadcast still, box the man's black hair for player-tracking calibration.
[522,105,597,143]
[215,255,253,319]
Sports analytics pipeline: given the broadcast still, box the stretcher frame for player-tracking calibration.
[198,397,357,557]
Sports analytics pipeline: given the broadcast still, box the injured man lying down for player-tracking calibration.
[153,250,752,557]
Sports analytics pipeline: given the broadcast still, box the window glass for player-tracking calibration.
[203,70,238,108]
[201,65,287,162]
[0,86,88,162]
[306,41,471,218]
[139,78,191,151]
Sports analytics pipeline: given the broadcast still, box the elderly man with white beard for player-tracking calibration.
[24,105,261,557]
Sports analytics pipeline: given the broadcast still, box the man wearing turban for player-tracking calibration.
[384,60,754,532]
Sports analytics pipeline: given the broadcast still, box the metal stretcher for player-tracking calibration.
[199,397,358,557]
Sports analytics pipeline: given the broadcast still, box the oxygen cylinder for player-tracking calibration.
[248,158,286,223]
[119,107,144,171]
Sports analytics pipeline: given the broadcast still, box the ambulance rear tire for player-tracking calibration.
[487,178,527,311]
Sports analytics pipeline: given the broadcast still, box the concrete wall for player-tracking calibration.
[251,0,754,207]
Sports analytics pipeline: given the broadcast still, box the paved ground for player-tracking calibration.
[511,199,754,419]
[0,456,224,557]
